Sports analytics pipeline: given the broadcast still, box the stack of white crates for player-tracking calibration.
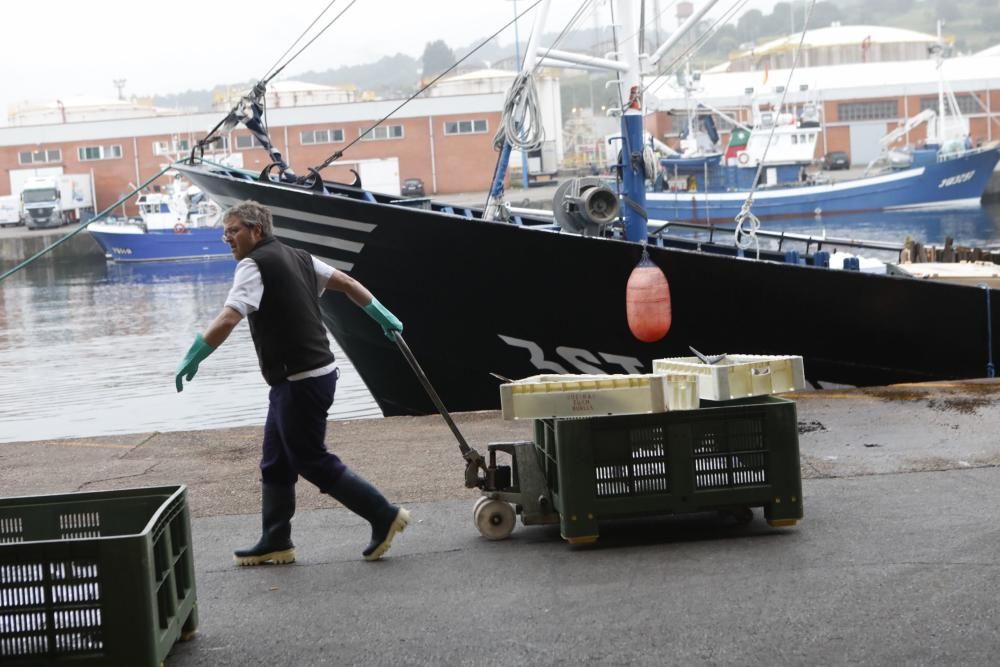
[498,354,805,420]
[652,354,806,401]
[499,373,698,420]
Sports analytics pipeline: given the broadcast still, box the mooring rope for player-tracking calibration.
[733,0,818,256]
[0,162,178,283]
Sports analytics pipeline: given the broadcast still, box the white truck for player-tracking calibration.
[19,174,94,229]
[0,195,19,227]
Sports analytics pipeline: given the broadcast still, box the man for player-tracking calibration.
[175,200,409,565]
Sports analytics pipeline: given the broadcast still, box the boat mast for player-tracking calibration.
[620,0,721,241]
[936,20,946,143]
[615,0,648,242]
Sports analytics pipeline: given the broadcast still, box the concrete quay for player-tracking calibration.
[3,380,1000,665]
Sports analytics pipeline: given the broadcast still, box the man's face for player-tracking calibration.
[222,216,261,260]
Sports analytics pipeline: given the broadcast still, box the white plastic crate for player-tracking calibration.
[652,354,806,401]
[499,373,698,420]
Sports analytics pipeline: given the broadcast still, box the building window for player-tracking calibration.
[837,100,897,121]
[18,149,62,165]
[301,128,345,144]
[235,135,261,149]
[361,125,403,141]
[444,119,488,135]
[919,94,980,115]
[152,139,191,155]
[78,144,123,161]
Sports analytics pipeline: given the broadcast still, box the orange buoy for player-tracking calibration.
[626,252,672,342]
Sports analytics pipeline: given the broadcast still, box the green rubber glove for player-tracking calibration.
[175,334,216,392]
[362,298,403,340]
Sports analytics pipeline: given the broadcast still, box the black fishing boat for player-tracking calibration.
[175,160,997,415]
[175,0,999,416]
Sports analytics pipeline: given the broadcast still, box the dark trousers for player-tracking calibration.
[260,370,346,491]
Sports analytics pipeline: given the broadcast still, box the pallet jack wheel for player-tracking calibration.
[474,499,516,540]
[472,495,491,515]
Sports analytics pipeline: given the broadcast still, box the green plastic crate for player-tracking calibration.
[0,485,198,665]
[532,396,803,543]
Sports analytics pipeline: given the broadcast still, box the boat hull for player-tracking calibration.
[648,147,1000,221]
[176,163,1000,417]
[88,226,231,262]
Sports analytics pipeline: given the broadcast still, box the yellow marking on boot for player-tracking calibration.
[767,518,800,528]
[234,548,296,566]
[364,508,411,562]
[566,535,598,545]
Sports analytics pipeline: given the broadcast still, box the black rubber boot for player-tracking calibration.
[327,469,410,561]
[233,483,296,566]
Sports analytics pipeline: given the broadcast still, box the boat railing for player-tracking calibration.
[936,142,999,163]
[508,205,905,258]
[651,219,906,257]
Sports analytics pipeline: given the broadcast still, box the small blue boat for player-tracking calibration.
[88,175,230,262]
[89,225,231,262]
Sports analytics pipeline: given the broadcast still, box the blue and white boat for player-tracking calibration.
[88,175,228,262]
[649,141,1000,221]
[646,98,1000,222]
[646,40,1000,222]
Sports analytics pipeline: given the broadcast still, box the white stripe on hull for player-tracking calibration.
[212,194,377,233]
[885,197,982,211]
[275,227,365,254]
[313,254,355,271]
[647,167,925,204]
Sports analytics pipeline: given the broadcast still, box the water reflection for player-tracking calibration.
[761,204,1000,247]
[1,258,379,444]
[105,258,236,285]
[668,202,1000,261]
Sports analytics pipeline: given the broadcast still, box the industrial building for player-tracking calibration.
[0,69,567,216]
[0,91,506,215]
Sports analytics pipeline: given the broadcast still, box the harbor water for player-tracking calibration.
[2,202,1000,444]
[0,256,380,444]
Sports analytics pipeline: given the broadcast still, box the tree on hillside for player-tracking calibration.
[806,2,844,30]
[930,0,960,22]
[421,40,456,79]
[736,9,766,43]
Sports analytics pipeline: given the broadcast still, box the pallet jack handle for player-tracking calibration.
[391,332,488,488]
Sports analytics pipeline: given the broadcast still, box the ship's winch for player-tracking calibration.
[552,177,619,236]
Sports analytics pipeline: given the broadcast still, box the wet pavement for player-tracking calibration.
[3,381,1000,665]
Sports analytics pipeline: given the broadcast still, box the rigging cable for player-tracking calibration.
[311,0,550,174]
[642,0,751,101]
[264,0,358,85]
[0,163,178,283]
[734,0,817,259]
[482,0,594,217]
[494,0,595,154]
[192,0,355,153]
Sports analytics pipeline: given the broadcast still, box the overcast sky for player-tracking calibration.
[1,0,779,122]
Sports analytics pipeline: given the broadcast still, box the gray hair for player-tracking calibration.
[224,200,273,237]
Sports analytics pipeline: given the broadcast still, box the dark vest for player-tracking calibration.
[247,237,334,385]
